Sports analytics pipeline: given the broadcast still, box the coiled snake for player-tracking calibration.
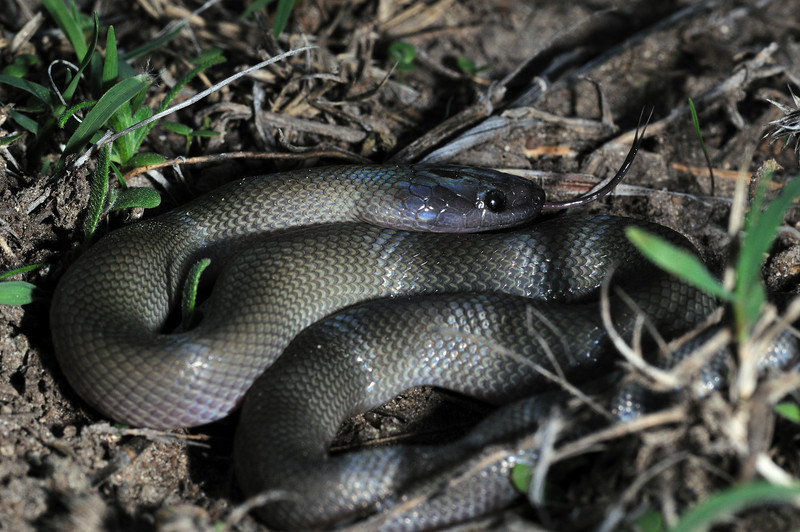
[51,149,729,529]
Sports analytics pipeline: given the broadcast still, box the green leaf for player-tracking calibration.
[626,227,733,302]
[688,97,714,189]
[0,281,39,305]
[388,41,417,72]
[59,100,98,128]
[190,129,220,138]
[129,103,155,156]
[3,54,39,77]
[61,12,99,102]
[128,102,153,150]
[126,152,166,168]
[41,0,88,61]
[191,48,225,65]
[273,0,295,36]
[108,187,161,211]
[182,258,211,329]
[102,26,119,92]
[0,132,25,146]
[671,482,800,532]
[774,402,800,424]
[162,121,194,136]
[85,144,110,240]
[740,177,800,285]
[7,109,39,134]
[119,24,184,63]
[456,57,489,75]
[734,175,800,334]
[0,75,54,107]
[2,64,28,77]
[510,462,532,494]
[389,41,416,65]
[17,54,38,67]
[457,57,476,73]
[61,74,150,160]
[156,54,226,115]
[107,99,132,132]
[132,104,153,123]
[0,264,43,281]
[634,510,665,532]
[109,100,136,164]
[129,84,150,117]
[242,0,276,20]
[735,282,766,341]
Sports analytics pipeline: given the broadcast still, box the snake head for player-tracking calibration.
[360,165,545,232]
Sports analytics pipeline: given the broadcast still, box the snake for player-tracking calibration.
[50,143,759,528]
[232,216,714,529]
[50,164,545,428]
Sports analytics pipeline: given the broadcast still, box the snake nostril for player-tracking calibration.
[481,189,506,213]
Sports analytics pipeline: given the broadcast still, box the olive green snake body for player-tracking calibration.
[51,163,728,529]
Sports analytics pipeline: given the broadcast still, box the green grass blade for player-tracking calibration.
[41,0,88,61]
[8,109,39,134]
[109,100,135,163]
[0,264,43,281]
[626,226,733,301]
[126,152,166,168]
[739,177,800,284]
[732,175,800,333]
[156,53,226,114]
[117,60,137,81]
[389,41,417,64]
[388,41,418,72]
[162,121,193,136]
[0,132,25,145]
[61,75,150,160]
[129,83,149,116]
[109,187,161,211]
[670,482,800,532]
[84,145,110,240]
[129,104,153,149]
[182,258,211,329]
[635,511,666,532]
[102,26,119,92]
[59,100,97,128]
[273,0,296,36]
[2,53,39,77]
[133,51,224,147]
[119,25,183,62]
[0,281,39,305]
[511,463,533,494]
[61,12,99,102]
[190,129,220,138]
[688,97,715,194]
[242,0,276,19]
[774,402,800,424]
[0,75,54,107]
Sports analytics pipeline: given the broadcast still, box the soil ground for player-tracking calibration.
[2,0,800,530]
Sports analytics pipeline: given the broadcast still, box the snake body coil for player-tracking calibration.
[50,165,542,428]
[234,217,713,529]
[50,164,714,529]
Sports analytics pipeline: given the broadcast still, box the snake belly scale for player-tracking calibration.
[50,163,712,529]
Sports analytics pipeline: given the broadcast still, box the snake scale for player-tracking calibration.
[51,159,721,529]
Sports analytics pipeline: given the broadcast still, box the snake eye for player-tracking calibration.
[481,189,506,212]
